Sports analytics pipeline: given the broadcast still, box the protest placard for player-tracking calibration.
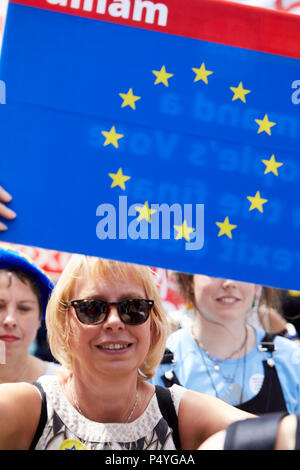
[0,0,299,289]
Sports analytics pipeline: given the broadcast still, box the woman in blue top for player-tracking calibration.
[153,272,300,415]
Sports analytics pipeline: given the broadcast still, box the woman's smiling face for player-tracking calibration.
[0,271,41,359]
[193,275,258,324]
[68,269,152,379]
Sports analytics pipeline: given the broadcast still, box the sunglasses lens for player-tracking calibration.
[120,299,152,325]
[74,300,107,324]
[71,299,154,325]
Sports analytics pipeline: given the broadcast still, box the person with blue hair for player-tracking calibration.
[0,244,60,383]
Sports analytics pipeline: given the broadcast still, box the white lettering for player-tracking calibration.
[128,204,149,240]
[96,203,117,239]
[104,454,140,467]
[46,0,68,5]
[70,0,80,8]
[66,0,95,8]
[109,0,130,18]
[185,204,204,251]
[150,203,182,240]
[96,0,107,14]
[291,79,300,105]
[95,197,204,251]
[45,0,168,26]
[132,0,168,26]
[83,0,94,11]
[0,80,6,105]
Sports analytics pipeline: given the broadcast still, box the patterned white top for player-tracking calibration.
[34,375,186,450]
[44,362,62,376]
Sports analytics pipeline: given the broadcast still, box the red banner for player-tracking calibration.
[9,0,300,58]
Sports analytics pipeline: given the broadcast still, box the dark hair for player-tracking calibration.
[172,271,194,306]
[2,269,43,317]
[260,286,282,313]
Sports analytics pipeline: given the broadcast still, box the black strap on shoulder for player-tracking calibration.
[224,412,286,450]
[161,348,175,364]
[258,332,277,353]
[236,332,289,414]
[155,385,181,450]
[236,360,288,414]
[161,370,181,388]
[29,381,48,450]
[160,348,181,388]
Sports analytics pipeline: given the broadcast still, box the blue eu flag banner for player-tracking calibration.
[0,0,300,289]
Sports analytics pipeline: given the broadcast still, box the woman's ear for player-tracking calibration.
[250,285,262,310]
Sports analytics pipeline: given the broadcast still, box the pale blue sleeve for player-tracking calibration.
[273,336,300,414]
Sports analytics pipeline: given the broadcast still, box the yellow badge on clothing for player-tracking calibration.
[58,439,87,450]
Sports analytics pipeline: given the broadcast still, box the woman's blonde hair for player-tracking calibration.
[46,254,170,380]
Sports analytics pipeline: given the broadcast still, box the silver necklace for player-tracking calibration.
[198,330,248,404]
[71,380,139,423]
[196,326,248,371]
[70,380,139,450]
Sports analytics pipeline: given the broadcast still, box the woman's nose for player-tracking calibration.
[222,279,237,289]
[2,308,18,328]
[102,306,125,330]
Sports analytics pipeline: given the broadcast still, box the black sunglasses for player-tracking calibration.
[68,298,154,325]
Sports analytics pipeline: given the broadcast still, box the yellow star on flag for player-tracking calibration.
[192,63,213,84]
[229,81,251,103]
[135,201,156,222]
[101,126,124,148]
[216,216,237,239]
[254,114,276,136]
[247,191,268,213]
[174,220,195,242]
[119,88,141,110]
[152,65,174,87]
[262,154,283,176]
[108,168,131,190]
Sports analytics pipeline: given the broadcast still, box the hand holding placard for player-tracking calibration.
[0,186,16,231]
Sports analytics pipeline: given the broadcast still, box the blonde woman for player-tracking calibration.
[0,255,251,450]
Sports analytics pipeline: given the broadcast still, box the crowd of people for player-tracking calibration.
[1,186,300,450]
[0,246,253,450]
[153,273,300,415]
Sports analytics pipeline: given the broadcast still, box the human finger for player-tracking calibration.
[0,186,13,203]
[0,202,16,220]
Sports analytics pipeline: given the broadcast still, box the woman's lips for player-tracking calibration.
[216,297,240,304]
[95,342,132,353]
[0,335,20,343]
